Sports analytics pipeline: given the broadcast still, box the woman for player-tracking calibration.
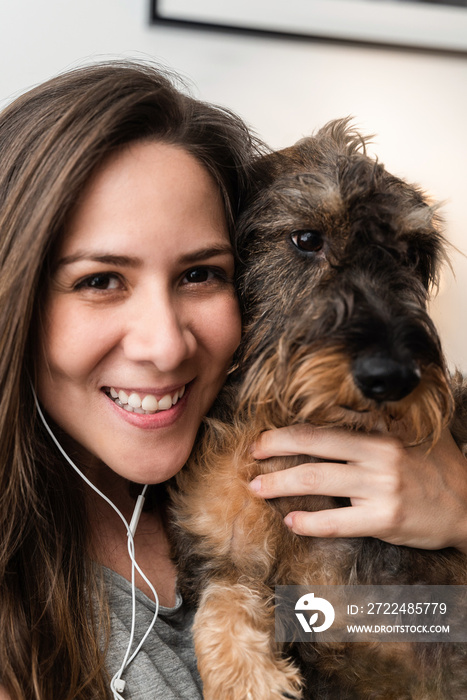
[0,60,466,700]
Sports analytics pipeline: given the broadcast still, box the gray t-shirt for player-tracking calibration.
[104,568,203,699]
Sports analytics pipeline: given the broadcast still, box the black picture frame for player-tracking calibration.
[151,0,467,56]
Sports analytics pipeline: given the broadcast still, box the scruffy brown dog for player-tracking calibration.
[171,119,467,699]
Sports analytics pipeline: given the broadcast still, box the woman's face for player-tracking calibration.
[37,141,241,484]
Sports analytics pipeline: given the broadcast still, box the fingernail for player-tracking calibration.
[249,476,262,492]
[284,514,293,528]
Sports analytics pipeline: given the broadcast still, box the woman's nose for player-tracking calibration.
[123,293,197,372]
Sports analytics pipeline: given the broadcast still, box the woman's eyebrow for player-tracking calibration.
[178,245,234,264]
[56,245,233,269]
[56,252,142,268]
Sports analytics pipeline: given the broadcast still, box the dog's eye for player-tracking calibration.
[291,230,324,253]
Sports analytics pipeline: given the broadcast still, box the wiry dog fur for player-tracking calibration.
[170,119,467,699]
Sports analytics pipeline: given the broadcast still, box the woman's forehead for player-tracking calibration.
[55,141,230,262]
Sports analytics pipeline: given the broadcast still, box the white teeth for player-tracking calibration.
[141,394,158,411]
[128,392,142,409]
[108,385,186,414]
[158,394,172,411]
[118,390,129,405]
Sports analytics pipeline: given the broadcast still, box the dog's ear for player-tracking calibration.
[245,140,325,197]
[247,149,296,189]
[405,207,447,291]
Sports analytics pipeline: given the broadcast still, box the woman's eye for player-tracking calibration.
[291,230,324,253]
[75,273,121,291]
[183,267,217,284]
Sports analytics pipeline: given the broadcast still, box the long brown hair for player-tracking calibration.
[0,60,259,699]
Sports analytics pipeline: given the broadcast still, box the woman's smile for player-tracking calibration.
[104,383,187,414]
[100,381,191,429]
[37,141,241,484]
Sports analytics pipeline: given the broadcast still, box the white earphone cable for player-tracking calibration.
[31,386,160,698]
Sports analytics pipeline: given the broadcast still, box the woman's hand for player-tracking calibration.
[249,426,467,554]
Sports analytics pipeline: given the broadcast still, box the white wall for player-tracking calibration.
[1,0,466,369]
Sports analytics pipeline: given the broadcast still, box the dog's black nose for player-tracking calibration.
[352,355,421,402]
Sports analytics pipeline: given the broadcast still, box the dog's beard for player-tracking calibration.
[238,343,453,448]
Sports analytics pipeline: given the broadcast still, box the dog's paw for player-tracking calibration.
[194,581,303,699]
[202,653,303,700]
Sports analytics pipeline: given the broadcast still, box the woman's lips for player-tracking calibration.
[103,384,186,414]
[102,382,191,429]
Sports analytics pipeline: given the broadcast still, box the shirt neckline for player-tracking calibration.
[102,565,183,616]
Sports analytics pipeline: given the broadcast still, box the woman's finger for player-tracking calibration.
[283,505,400,542]
[249,462,369,499]
[251,424,401,464]
[284,505,367,539]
